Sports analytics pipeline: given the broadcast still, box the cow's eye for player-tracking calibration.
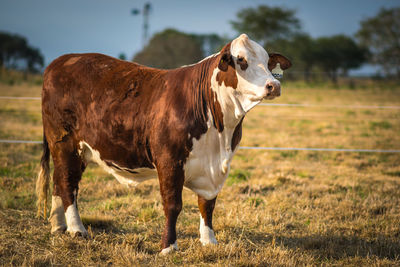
[236,56,248,70]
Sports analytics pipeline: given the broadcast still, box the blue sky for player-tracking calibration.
[0,0,399,71]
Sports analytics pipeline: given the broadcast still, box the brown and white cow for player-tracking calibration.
[36,34,291,254]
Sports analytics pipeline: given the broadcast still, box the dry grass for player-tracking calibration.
[1,80,400,266]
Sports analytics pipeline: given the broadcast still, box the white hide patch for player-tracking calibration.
[78,141,157,186]
[199,216,217,245]
[184,35,280,200]
[65,192,87,237]
[213,34,280,119]
[211,68,247,125]
[183,113,238,200]
[160,241,178,255]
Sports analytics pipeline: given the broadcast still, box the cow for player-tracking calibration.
[36,33,291,254]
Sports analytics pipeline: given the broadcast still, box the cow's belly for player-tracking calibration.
[78,141,157,186]
[183,127,235,200]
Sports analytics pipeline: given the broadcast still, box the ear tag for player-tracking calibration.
[272,63,283,79]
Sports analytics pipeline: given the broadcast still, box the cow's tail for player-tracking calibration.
[36,133,51,218]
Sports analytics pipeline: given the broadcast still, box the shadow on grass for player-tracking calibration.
[278,234,399,261]
[82,215,119,232]
[224,225,400,261]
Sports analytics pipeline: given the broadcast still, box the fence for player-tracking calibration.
[1,96,399,153]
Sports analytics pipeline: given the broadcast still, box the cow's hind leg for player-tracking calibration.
[51,142,87,237]
[198,195,218,245]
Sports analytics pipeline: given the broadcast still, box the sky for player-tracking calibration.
[0,0,399,72]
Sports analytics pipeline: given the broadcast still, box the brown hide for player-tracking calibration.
[268,53,292,71]
[42,53,230,172]
[41,48,242,250]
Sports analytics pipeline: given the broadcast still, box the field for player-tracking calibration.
[1,79,400,266]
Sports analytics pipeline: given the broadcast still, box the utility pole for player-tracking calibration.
[132,2,152,49]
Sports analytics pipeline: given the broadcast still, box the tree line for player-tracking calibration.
[133,6,400,81]
[0,5,398,80]
[0,32,44,73]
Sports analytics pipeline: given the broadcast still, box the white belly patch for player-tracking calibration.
[78,141,158,186]
[183,122,237,200]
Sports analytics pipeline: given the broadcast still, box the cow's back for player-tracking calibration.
[42,53,167,169]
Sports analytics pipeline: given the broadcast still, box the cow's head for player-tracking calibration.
[213,34,291,121]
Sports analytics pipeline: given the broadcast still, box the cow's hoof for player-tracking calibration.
[200,234,218,246]
[67,229,88,238]
[200,223,218,245]
[200,237,218,246]
[160,241,178,255]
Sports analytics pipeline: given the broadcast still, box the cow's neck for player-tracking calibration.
[210,68,248,130]
[186,55,247,134]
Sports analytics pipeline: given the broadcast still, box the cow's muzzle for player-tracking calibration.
[264,81,281,99]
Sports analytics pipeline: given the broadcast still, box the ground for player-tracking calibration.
[0,78,400,266]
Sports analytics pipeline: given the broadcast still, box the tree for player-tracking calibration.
[133,29,204,69]
[268,34,317,81]
[314,35,367,83]
[189,33,228,57]
[0,31,44,73]
[356,7,400,78]
[230,5,300,45]
[118,53,127,60]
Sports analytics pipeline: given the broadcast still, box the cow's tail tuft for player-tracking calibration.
[36,133,51,218]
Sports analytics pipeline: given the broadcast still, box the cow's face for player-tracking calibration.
[214,34,291,116]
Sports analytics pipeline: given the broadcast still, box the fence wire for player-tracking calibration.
[2,96,400,110]
[1,95,399,153]
[1,140,399,153]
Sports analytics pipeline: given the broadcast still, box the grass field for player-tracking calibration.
[0,79,400,266]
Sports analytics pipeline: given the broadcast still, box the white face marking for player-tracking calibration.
[199,216,217,245]
[231,34,279,104]
[212,34,280,120]
[65,191,87,237]
[49,195,67,233]
[160,241,178,255]
[78,141,157,186]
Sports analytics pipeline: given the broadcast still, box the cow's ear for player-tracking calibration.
[218,51,232,72]
[268,53,292,71]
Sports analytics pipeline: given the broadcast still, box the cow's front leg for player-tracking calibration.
[158,166,184,254]
[198,195,218,245]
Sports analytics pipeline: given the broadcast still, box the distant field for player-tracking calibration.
[1,80,400,266]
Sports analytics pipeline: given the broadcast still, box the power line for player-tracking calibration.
[239,146,400,153]
[259,103,400,109]
[0,96,40,100]
[0,139,42,144]
[1,96,400,110]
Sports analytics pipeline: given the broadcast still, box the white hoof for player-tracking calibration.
[160,241,178,255]
[66,228,88,238]
[65,202,87,238]
[200,216,218,245]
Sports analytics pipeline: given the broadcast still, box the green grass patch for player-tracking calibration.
[369,121,393,130]
[279,151,298,159]
[247,197,264,207]
[226,169,250,186]
[383,171,400,177]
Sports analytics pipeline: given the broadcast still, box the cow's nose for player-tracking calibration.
[265,81,281,97]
